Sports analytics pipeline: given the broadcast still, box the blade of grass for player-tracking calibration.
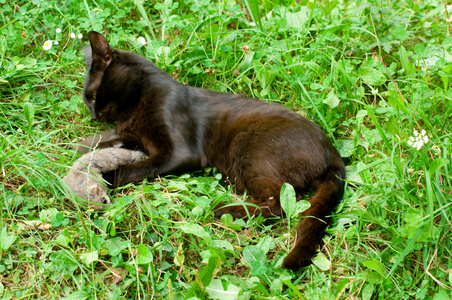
[242,0,263,32]
[134,0,157,40]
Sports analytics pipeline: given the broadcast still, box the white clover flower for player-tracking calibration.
[70,33,76,39]
[78,33,83,39]
[56,28,62,33]
[407,129,429,151]
[43,40,52,50]
[137,36,146,46]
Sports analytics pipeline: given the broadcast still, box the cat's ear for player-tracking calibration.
[88,31,113,67]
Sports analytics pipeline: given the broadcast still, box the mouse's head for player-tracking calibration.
[87,184,112,209]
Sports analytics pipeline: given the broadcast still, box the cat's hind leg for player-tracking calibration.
[214,176,282,219]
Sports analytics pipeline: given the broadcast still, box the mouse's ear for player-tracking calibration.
[87,31,113,67]
[88,184,102,196]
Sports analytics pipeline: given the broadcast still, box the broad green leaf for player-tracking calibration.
[334,279,349,298]
[387,90,409,114]
[440,65,452,90]
[256,236,275,254]
[206,279,240,300]
[60,291,89,300]
[399,45,413,75]
[419,49,452,67]
[55,233,70,248]
[191,206,204,216]
[180,223,212,246]
[278,192,308,225]
[393,26,409,41]
[185,256,217,299]
[362,260,385,277]
[79,251,98,266]
[433,290,452,300]
[270,278,282,296]
[280,183,296,219]
[48,250,79,276]
[136,245,153,265]
[242,245,268,276]
[414,44,425,55]
[401,209,438,242]
[323,31,339,41]
[376,163,397,187]
[344,164,363,185]
[356,110,368,125]
[323,88,340,108]
[212,239,234,251]
[105,237,130,256]
[361,126,374,147]
[23,102,34,130]
[362,283,375,300]
[221,213,233,226]
[312,252,331,271]
[286,7,310,29]
[385,115,399,135]
[429,158,449,177]
[335,139,354,158]
[39,208,59,223]
[0,227,17,251]
[239,51,255,71]
[358,68,386,86]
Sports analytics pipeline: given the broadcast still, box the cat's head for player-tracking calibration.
[83,31,142,123]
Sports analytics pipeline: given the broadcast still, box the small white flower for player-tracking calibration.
[56,28,62,33]
[407,129,429,151]
[70,33,76,39]
[43,40,52,50]
[78,33,83,39]
[54,40,59,45]
[371,87,378,95]
[137,36,146,46]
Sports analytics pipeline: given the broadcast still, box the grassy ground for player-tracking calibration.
[1,0,452,299]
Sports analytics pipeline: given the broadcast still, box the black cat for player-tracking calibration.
[82,31,345,270]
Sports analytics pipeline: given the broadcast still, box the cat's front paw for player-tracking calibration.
[111,166,142,188]
[112,167,128,188]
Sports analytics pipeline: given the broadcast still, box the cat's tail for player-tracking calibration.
[282,161,345,270]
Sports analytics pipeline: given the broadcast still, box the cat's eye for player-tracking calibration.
[101,198,108,204]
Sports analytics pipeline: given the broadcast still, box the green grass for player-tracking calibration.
[1,0,452,299]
